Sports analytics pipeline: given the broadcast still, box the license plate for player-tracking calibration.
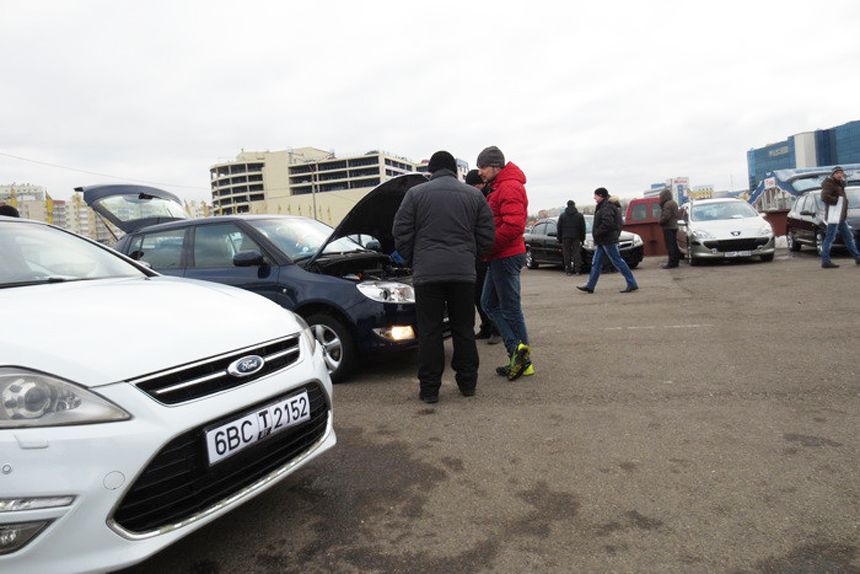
[205,391,311,466]
[725,250,751,257]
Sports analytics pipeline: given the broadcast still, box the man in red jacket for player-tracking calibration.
[477,146,533,381]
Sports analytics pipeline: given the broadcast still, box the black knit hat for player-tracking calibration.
[594,188,610,199]
[832,166,844,175]
[427,150,458,174]
[567,200,575,207]
[465,169,483,185]
[476,146,505,168]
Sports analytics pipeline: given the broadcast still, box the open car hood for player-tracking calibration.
[76,184,188,234]
[307,173,427,266]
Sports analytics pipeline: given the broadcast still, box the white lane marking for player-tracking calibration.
[601,324,713,331]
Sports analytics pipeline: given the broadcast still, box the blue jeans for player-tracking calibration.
[481,253,529,355]
[585,243,638,290]
[821,221,860,263]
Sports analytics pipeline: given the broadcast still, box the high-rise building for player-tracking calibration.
[747,119,860,191]
[210,148,462,225]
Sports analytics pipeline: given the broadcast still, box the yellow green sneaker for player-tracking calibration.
[507,343,531,381]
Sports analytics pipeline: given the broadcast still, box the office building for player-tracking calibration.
[747,119,860,190]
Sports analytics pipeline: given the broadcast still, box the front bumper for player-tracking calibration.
[0,339,335,574]
[689,236,775,259]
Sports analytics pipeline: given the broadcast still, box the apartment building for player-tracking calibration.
[209,148,422,225]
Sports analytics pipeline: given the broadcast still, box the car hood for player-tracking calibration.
[689,217,771,239]
[0,277,301,387]
[307,173,428,266]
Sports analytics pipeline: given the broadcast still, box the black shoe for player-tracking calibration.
[459,387,475,397]
[496,365,510,376]
[620,286,639,293]
[661,263,679,269]
[419,394,439,404]
[822,261,840,268]
[576,285,594,293]
[475,328,491,340]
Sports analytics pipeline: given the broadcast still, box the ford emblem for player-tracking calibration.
[228,355,265,378]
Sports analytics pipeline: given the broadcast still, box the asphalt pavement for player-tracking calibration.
[122,248,860,574]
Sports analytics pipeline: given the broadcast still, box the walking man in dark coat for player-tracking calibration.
[658,189,680,268]
[556,200,586,275]
[466,169,501,344]
[393,152,496,403]
[820,166,860,268]
[577,188,639,293]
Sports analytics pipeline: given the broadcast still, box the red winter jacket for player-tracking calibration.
[486,162,528,261]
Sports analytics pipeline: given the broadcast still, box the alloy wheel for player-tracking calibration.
[312,323,343,374]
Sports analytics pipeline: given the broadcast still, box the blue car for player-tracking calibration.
[80,175,429,382]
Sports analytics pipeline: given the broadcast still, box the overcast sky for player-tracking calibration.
[2,0,859,211]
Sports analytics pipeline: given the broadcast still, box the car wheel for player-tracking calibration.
[787,231,801,252]
[760,253,774,262]
[305,313,355,384]
[627,259,640,269]
[525,248,539,269]
[689,251,701,266]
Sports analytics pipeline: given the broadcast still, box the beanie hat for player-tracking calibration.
[594,187,610,199]
[427,150,458,174]
[566,200,575,207]
[832,166,844,175]
[465,169,483,185]
[476,146,505,168]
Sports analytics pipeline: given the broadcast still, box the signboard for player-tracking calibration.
[671,177,689,205]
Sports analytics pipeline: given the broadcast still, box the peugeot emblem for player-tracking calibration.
[228,355,265,378]
[730,231,741,236]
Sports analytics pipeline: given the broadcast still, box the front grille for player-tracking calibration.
[113,382,329,534]
[132,336,301,404]
[702,238,769,252]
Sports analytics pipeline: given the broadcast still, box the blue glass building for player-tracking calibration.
[747,119,860,190]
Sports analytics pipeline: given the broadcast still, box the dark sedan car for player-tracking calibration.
[786,185,860,254]
[79,176,429,383]
[524,216,644,270]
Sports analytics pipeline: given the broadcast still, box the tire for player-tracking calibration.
[627,259,640,270]
[760,253,774,262]
[525,248,539,269]
[787,231,801,252]
[304,313,355,384]
[689,252,701,266]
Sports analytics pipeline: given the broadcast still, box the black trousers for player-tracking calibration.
[474,260,497,334]
[414,282,478,397]
[663,228,681,266]
[562,237,583,272]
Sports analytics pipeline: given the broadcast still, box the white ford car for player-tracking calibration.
[0,217,336,573]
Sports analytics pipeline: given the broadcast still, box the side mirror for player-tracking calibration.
[365,239,382,252]
[233,250,265,267]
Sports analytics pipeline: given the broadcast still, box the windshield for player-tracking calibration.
[690,201,759,221]
[791,177,826,194]
[0,221,146,288]
[95,194,188,222]
[246,218,366,260]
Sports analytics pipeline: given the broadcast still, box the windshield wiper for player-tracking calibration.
[0,277,86,289]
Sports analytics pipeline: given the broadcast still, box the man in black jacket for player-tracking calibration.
[466,169,500,343]
[577,188,638,294]
[556,200,586,275]
[393,152,496,403]
[658,189,680,268]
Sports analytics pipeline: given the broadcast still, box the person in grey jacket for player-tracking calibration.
[658,188,680,268]
[393,151,496,403]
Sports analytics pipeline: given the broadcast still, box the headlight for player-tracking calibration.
[758,225,773,236]
[356,281,415,304]
[0,368,129,429]
[293,315,317,354]
[692,229,715,240]
[632,234,643,247]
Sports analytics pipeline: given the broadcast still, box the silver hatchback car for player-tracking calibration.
[677,198,775,264]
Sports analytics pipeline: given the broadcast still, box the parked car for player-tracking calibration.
[677,198,775,264]
[80,176,428,383]
[786,185,860,254]
[524,215,644,270]
[0,217,335,574]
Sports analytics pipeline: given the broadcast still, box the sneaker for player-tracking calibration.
[507,343,531,381]
[822,261,840,269]
[487,333,502,345]
[496,362,535,378]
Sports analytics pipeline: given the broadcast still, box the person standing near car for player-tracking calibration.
[466,169,501,345]
[577,188,639,293]
[393,152,495,403]
[658,188,680,268]
[477,145,534,381]
[557,200,586,275]
[820,166,860,268]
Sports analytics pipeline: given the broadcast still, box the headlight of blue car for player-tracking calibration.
[356,281,415,304]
